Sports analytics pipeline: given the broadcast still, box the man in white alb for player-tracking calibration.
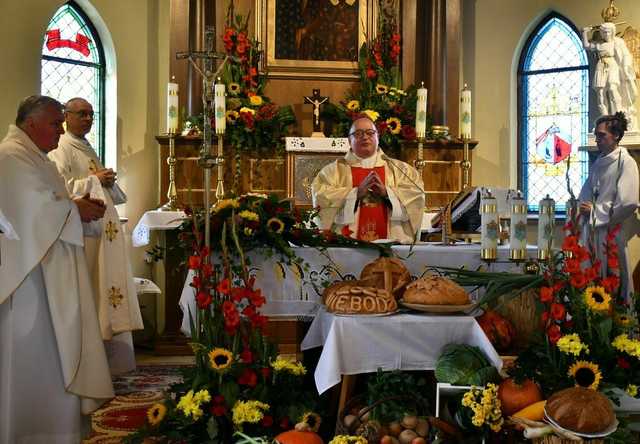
[0,95,114,444]
[49,97,143,375]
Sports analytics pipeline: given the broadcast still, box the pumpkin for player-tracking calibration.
[477,310,515,352]
[498,378,543,417]
[275,429,324,444]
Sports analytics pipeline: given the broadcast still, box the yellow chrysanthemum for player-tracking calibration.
[386,117,402,134]
[362,109,379,122]
[177,390,206,420]
[208,347,233,371]
[346,100,360,111]
[232,400,270,426]
[239,106,256,115]
[584,286,611,312]
[212,198,239,213]
[568,360,602,390]
[271,357,307,375]
[329,436,368,444]
[147,403,167,426]
[238,210,259,222]
[627,384,639,398]
[267,217,285,234]
[557,333,590,356]
[226,110,239,123]
[229,83,241,95]
[193,389,211,404]
[300,412,322,433]
[375,84,389,94]
[249,95,263,106]
[612,334,640,358]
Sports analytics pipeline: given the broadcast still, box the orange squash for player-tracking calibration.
[477,310,515,352]
[498,378,543,417]
[275,429,324,444]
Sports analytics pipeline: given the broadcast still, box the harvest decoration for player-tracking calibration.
[458,384,504,433]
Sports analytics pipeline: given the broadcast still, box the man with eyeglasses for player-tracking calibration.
[0,95,114,442]
[312,116,424,243]
[49,97,143,375]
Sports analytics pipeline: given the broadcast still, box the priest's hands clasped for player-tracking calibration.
[356,170,387,200]
[94,168,116,187]
[74,192,106,222]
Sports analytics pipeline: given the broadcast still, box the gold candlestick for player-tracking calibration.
[215,136,225,200]
[461,138,471,190]
[414,136,427,171]
[160,132,179,211]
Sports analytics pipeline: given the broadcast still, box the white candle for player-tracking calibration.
[509,191,527,260]
[416,82,428,139]
[480,190,498,260]
[460,83,471,139]
[538,194,555,260]
[167,78,179,134]
[214,81,226,135]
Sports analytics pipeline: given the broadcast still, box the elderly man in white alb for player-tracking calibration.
[312,116,425,243]
[49,97,143,375]
[0,95,114,443]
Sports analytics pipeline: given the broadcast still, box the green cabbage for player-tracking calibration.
[435,343,500,386]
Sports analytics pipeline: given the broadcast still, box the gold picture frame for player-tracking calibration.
[255,0,376,80]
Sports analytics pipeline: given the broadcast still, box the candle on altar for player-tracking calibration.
[416,82,428,139]
[167,77,179,134]
[480,190,498,261]
[214,80,226,135]
[509,191,527,261]
[460,83,471,139]
[537,195,555,260]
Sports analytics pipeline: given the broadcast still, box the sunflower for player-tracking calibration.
[239,106,256,115]
[375,83,389,94]
[209,347,233,371]
[568,360,602,390]
[238,210,259,221]
[584,286,611,312]
[226,110,239,123]
[362,109,379,121]
[267,217,285,234]
[300,412,322,432]
[229,83,241,95]
[386,117,402,134]
[346,100,360,111]
[147,403,167,426]
[249,95,263,106]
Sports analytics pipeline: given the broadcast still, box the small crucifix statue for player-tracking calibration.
[304,89,328,137]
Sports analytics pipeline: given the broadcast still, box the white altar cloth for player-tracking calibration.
[300,307,502,394]
[179,244,536,334]
[131,210,187,247]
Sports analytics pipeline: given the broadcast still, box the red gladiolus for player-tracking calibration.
[601,275,620,293]
[241,348,253,364]
[341,225,353,237]
[238,368,258,387]
[575,246,590,262]
[563,258,581,274]
[607,224,621,241]
[280,417,290,429]
[401,125,416,141]
[562,236,579,252]
[260,367,271,379]
[550,303,566,320]
[242,304,257,319]
[540,286,554,303]
[569,272,587,289]
[608,255,620,269]
[191,275,202,289]
[202,263,213,278]
[584,266,598,283]
[188,255,202,270]
[366,68,376,79]
[213,395,225,404]
[547,324,561,344]
[251,314,268,330]
[196,291,212,309]
[249,288,266,307]
[262,415,274,427]
[217,279,231,295]
[212,404,226,416]
[617,356,631,369]
[376,121,389,136]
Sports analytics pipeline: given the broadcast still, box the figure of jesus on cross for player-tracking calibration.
[304,88,328,137]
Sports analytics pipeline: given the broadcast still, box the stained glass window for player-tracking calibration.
[41,1,105,162]
[518,13,589,213]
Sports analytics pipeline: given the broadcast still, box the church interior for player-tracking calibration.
[2,0,640,443]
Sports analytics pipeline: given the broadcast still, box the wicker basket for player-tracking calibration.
[497,287,540,351]
[336,394,429,436]
[533,436,603,444]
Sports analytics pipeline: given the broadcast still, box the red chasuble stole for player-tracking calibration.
[350,166,388,241]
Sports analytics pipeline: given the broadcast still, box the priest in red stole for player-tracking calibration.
[312,116,425,243]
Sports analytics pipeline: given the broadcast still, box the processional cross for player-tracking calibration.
[304,89,328,137]
[176,26,228,249]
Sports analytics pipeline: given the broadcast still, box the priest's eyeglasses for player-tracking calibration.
[349,129,378,139]
[66,110,94,119]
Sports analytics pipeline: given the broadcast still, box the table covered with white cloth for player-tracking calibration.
[131,210,187,247]
[179,244,536,334]
[300,307,502,394]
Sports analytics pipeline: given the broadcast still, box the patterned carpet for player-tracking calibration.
[83,364,190,443]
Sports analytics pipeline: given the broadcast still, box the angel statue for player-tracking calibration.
[582,21,638,131]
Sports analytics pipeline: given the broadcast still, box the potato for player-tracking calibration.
[380,435,393,444]
[401,415,418,430]
[343,414,360,430]
[398,429,418,444]
[415,418,430,437]
[387,421,403,437]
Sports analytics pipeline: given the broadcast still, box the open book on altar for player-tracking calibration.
[429,187,514,232]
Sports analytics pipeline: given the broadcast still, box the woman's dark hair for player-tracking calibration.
[594,111,628,143]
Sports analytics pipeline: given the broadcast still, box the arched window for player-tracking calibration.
[41,1,106,162]
[518,13,589,212]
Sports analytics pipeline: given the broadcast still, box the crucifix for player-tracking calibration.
[304,89,328,137]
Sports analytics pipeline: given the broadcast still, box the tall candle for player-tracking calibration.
[214,81,226,135]
[480,190,498,261]
[509,191,527,261]
[167,78,179,134]
[416,82,428,139]
[538,194,555,260]
[460,83,471,139]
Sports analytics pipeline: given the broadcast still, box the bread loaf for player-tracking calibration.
[402,276,469,305]
[545,387,615,434]
[360,257,411,299]
[323,282,397,314]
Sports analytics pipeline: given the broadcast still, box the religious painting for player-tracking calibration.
[256,0,374,79]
